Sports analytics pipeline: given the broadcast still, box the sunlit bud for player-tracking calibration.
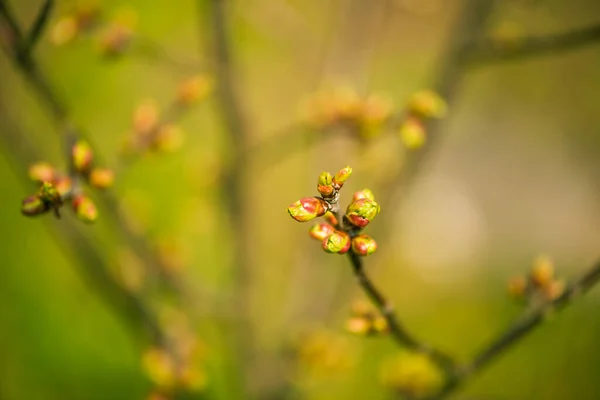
[21,195,48,216]
[153,124,184,152]
[352,188,375,203]
[98,24,133,57]
[177,75,213,106]
[53,176,73,197]
[179,365,208,391]
[346,198,380,228]
[317,171,334,197]
[399,117,426,150]
[361,94,393,124]
[332,166,352,188]
[324,211,338,227]
[72,140,94,173]
[346,316,371,336]
[89,168,115,189]
[142,347,176,389]
[322,230,351,254]
[37,181,62,205]
[543,279,565,301]
[373,316,389,333]
[309,223,335,241]
[350,299,372,316]
[133,100,160,136]
[28,162,56,182]
[531,255,554,288]
[407,90,447,119]
[50,17,78,45]
[72,194,98,223]
[351,234,378,256]
[507,276,528,299]
[287,197,328,222]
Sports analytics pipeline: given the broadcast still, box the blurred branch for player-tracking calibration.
[25,0,54,52]
[431,258,600,399]
[470,23,600,65]
[346,251,456,372]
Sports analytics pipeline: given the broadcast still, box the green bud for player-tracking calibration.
[37,182,62,206]
[317,171,334,197]
[309,223,335,241]
[352,188,375,203]
[72,140,94,173]
[322,230,351,254]
[21,195,49,216]
[72,194,98,223]
[287,197,328,222]
[399,117,426,150]
[332,166,352,188]
[346,198,380,228]
[351,234,378,256]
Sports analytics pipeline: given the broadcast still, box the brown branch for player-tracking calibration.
[346,250,457,372]
[431,258,600,399]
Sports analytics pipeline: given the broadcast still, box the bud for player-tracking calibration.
[28,162,56,182]
[21,195,48,216]
[352,188,375,203]
[361,93,393,125]
[346,198,380,228]
[380,353,444,398]
[407,90,447,119]
[322,230,351,254]
[72,140,94,173]
[153,124,184,152]
[309,223,335,241]
[332,86,361,119]
[72,195,98,223]
[507,276,528,299]
[177,75,213,106]
[142,347,176,389]
[317,171,334,197]
[287,197,328,222]
[372,316,388,333]
[543,279,565,301]
[530,255,554,288]
[89,168,115,189]
[53,176,73,197]
[324,211,338,227]
[345,316,371,336]
[98,24,133,57]
[133,100,160,136]
[50,17,78,46]
[399,117,426,150]
[332,166,352,188]
[179,365,208,391]
[351,234,378,256]
[37,181,62,205]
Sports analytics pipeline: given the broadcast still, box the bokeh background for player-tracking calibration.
[1,0,600,399]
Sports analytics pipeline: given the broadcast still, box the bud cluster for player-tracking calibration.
[345,300,388,336]
[398,90,447,150]
[300,86,393,139]
[507,255,565,304]
[287,166,380,256]
[21,140,113,223]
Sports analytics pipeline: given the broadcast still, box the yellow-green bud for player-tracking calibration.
[346,198,380,228]
[407,90,447,119]
[28,162,56,182]
[21,195,49,216]
[287,197,328,222]
[317,171,334,197]
[333,166,352,188]
[351,234,378,256]
[322,230,351,254]
[72,140,94,173]
[89,168,115,189]
[72,195,98,223]
[309,223,335,241]
[399,117,426,150]
[37,182,62,205]
[352,188,375,203]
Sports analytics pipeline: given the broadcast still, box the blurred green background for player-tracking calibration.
[2,0,600,399]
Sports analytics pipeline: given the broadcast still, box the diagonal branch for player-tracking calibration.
[25,0,54,52]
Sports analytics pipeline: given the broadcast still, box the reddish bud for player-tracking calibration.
[53,176,73,197]
[351,234,378,256]
[346,198,380,228]
[28,162,56,182]
[352,188,375,203]
[177,75,213,106]
[317,171,334,197]
[309,223,335,241]
[21,195,49,216]
[133,100,160,136]
[72,195,98,223]
[72,140,94,173]
[287,197,328,222]
[89,168,115,189]
[332,166,352,188]
[324,211,338,227]
[322,230,351,254]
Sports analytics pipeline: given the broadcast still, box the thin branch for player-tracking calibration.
[432,258,600,399]
[469,23,600,65]
[346,250,456,372]
[25,0,54,52]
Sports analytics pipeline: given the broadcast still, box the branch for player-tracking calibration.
[469,23,600,65]
[346,250,456,372]
[25,0,54,52]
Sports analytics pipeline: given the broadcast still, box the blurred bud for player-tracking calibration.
[399,117,426,150]
[317,171,334,197]
[350,299,372,316]
[153,124,184,152]
[373,316,388,333]
[332,166,352,188]
[352,188,375,203]
[177,75,213,106]
[21,195,48,216]
[322,230,351,254]
[361,93,393,125]
[324,211,338,227]
[98,24,133,57]
[72,140,94,173]
[407,90,447,119]
[309,223,335,241]
[380,352,444,398]
[346,198,380,228]
[287,197,328,222]
[531,255,554,288]
[72,194,98,223]
[133,100,160,136]
[179,365,208,391]
[332,86,361,119]
[37,181,62,205]
[89,168,115,189]
[53,176,73,197]
[345,316,372,336]
[28,162,56,182]
[50,17,78,45]
[507,275,528,299]
[543,279,565,301]
[142,347,176,389]
[351,234,378,256]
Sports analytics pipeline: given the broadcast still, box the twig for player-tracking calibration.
[346,250,456,372]
[431,258,600,399]
[24,0,54,52]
